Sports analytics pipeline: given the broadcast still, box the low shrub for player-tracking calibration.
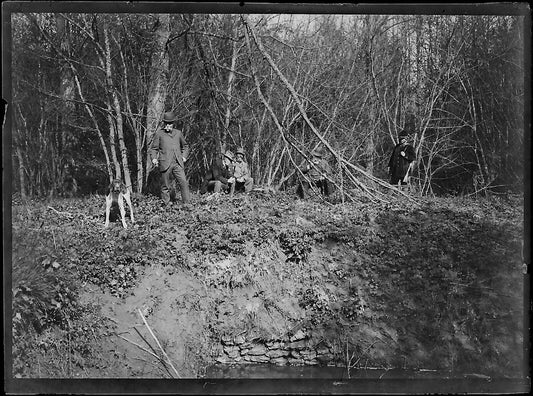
[278,229,314,263]
[79,253,145,298]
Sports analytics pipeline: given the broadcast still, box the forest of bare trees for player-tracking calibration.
[9,12,526,199]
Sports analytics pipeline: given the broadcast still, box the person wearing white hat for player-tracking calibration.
[149,111,191,205]
[230,147,253,193]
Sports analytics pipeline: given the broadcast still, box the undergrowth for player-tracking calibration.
[9,192,525,378]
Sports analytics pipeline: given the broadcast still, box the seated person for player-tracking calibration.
[231,147,254,193]
[297,147,331,198]
[200,150,235,194]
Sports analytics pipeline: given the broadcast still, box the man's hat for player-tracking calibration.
[311,147,324,158]
[398,130,409,139]
[224,150,234,161]
[162,111,177,123]
[235,147,245,156]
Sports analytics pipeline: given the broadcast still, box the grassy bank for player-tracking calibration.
[9,191,525,378]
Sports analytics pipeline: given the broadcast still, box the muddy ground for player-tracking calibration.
[10,191,526,380]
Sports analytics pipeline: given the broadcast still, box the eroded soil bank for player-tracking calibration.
[11,192,526,379]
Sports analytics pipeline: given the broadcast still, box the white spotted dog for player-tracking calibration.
[105,179,134,229]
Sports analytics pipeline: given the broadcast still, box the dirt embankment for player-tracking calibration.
[11,192,525,378]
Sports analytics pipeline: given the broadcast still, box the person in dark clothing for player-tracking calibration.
[149,111,191,205]
[297,147,332,199]
[200,150,235,194]
[387,130,416,186]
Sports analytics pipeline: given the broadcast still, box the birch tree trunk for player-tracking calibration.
[103,19,132,191]
[145,14,171,187]
[107,104,122,180]
[117,40,144,193]
[221,21,239,155]
[70,64,113,184]
[29,14,114,187]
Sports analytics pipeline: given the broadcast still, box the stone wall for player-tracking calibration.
[215,329,338,366]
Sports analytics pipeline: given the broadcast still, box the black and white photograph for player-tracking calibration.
[3,2,530,394]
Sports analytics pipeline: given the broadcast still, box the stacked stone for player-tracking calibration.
[216,329,336,366]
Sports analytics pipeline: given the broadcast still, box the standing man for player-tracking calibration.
[149,111,191,206]
[387,130,416,188]
[297,147,332,199]
[231,147,254,193]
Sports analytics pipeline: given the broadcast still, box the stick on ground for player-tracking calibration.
[137,308,181,378]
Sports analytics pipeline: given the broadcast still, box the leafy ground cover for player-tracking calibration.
[9,191,525,378]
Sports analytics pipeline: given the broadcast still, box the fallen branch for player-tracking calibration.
[242,17,419,206]
[244,24,359,204]
[117,334,174,378]
[137,308,181,378]
[133,326,161,360]
[116,334,161,362]
[350,339,381,369]
[285,135,359,203]
[464,183,508,198]
[242,25,318,196]
[47,206,73,216]
[132,356,173,378]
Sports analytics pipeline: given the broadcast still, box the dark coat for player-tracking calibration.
[149,127,189,172]
[388,143,416,180]
[302,158,331,181]
[205,159,233,185]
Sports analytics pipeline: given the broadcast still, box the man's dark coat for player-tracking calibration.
[388,142,416,181]
[149,127,189,171]
[206,159,233,185]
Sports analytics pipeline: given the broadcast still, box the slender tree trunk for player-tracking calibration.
[135,113,145,193]
[15,105,30,198]
[104,20,132,191]
[117,40,144,193]
[107,104,122,179]
[364,15,382,175]
[15,146,27,199]
[145,14,171,188]
[56,14,76,195]
[196,34,223,159]
[70,64,113,184]
[366,122,375,174]
[252,107,268,181]
[221,22,239,154]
